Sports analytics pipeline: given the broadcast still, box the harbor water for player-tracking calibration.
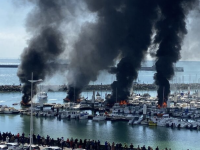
[1,59,200,149]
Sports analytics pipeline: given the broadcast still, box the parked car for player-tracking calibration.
[22,144,40,150]
[6,142,21,150]
[0,144,8,150]
[43,146,62,150]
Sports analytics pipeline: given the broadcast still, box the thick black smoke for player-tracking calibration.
[17,0,68,104]
[153,0,198,106]
[67,1,124,101]
[110,1,158,104]
[67,0,158,103]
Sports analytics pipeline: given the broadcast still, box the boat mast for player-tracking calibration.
[163,86,165,105]
[101,83,102,98]
[74,83,75,102]
[116,87,117,103]
[40,84,41,96]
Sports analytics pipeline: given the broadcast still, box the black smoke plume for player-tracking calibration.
[67,0,159,103]
[110,1,158,104]
[67,1,124,101]
[17,0,67,104]
[153,0,198,106]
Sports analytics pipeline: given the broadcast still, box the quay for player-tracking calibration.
[0,83,200,92]
[0,131,164,150]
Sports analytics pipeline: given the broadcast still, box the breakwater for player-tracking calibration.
[0,83,199,92]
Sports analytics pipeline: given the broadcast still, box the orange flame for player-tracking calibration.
[157,101,167,109]
[162,102,167,108]
[63,97,71,102]
[119,100,128,105]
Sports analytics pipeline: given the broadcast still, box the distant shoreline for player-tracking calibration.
[0,83,199,92]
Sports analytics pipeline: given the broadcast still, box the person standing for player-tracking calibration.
[155,146,159,150]
[60,137,64,150]
[0,132,2,143]
[111,142,115,150]
[6,136,9,143]
[46,135,50,146]
[130,143,134,150]
[17,133,20,144]
[37,134,41,146]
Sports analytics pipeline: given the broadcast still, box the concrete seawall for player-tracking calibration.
[0,83,199,92]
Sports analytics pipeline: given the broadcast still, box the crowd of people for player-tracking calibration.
[0,131,171,150]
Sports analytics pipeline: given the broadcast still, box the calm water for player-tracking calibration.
[1,59,200,149]
[1,114,200,150]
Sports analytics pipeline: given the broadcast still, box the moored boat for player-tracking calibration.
[148,120,157,126]
[37,92,48,100]
[93,113,107,121]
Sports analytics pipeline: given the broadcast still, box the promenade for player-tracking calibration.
[0,132,163,150]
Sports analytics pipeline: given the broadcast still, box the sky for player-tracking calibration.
[0,0,200,61]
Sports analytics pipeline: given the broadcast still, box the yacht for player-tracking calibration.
[69,111,80,119]
[79,112,89,119]
[93,113,107,121]
[37,92,48,100]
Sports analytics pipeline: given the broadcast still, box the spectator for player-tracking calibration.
[51,138,54,146]
[6,136,9,143]
[66,138,70,147]
[42,136,46,146]
[142,145,146,150]
[0,132,2,142]
[37,134,41,146]
[112,142,115,150]
[10,135,15,142]
[60,137,64,150]
[130,143,134,150]
[155,146,159,150]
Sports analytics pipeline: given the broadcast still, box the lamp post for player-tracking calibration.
[28,72,42,150]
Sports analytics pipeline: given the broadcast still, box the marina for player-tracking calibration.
[1,90,200,149]
[1,60,200,149]
[1,90,200,129]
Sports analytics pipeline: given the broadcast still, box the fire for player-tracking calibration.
[63,97,71,102]
[64,97,80,103]
[157,101,167,108]
[119,100,128,105]
[20,100,31,106]
[162,102,167,108]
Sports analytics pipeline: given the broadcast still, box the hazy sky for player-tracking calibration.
[0,0,200,61]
